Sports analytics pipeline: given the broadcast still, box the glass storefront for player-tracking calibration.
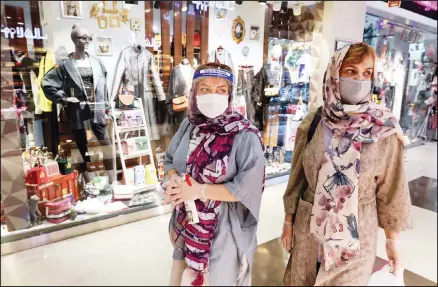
[1,1,326,243]
[363,13,437,142]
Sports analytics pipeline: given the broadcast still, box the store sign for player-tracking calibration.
[414,1,438,11]
[192,1,235,12]
[0,25,47,40]
[388,1,402,8]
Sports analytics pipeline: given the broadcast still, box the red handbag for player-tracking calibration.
[26,166,48,185]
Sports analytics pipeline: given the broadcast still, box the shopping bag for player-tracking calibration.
[368,264,404,286]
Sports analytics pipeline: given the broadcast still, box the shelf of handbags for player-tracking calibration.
[110,97,158,198]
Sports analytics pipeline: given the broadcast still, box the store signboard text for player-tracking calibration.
[414,1,438,11]
[0,26,47,40]
[192,1,235,12]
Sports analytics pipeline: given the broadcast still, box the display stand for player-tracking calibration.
[416,105,433,140]
[111,98,156,194]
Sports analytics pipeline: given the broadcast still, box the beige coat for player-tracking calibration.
[283,111,413,286]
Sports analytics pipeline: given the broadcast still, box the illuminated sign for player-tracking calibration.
[0,26,47,40]
[414,1,438,11]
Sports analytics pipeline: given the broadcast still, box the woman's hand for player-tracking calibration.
[281,223,294,252]
[386,239,402,275]
[168,175,202,206]
[163,174,182,209]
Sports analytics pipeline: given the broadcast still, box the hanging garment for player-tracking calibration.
[38,49,56,112]
[236,67,254,121]
[166,63,194,123]
[41,52,109,131]
[112,46,165,140]
[208,48,237,96]
[252,64,291,131]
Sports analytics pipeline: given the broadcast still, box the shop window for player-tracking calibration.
[0,0,209,242]
[363,14,437,142]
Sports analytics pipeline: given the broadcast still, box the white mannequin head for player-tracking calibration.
[71,24,92,51]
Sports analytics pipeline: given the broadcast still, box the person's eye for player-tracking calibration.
[218,89,227,94]
[346,69,356,74]
[364,71,372,76]
[200,88,210,93]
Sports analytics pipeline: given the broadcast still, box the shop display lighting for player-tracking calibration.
[272,1,281,11]
[292,2,302,16]
[182,1,188,11]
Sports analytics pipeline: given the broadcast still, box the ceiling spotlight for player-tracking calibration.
[292,3,302,16]
[259,1,266,5]
[154,1,160,9]
[272,1,281,11]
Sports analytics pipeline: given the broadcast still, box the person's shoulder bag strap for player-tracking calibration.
[307,106,323,144]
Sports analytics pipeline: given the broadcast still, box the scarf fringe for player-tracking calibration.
[191,271,204,286]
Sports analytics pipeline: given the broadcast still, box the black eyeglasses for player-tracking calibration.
[75,36,92,42]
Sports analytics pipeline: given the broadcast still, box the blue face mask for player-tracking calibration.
[339,77,372,105]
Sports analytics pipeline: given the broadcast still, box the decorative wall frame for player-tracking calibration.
[232,16,245,44]
[109,15,121,28]
[97,15,108,29]
[250,25,260,40]
[96,36,113,56]
[60,1,83,19]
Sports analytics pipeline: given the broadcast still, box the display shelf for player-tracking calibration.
[118,149,151,160]
[133,183,157,194]
[118,125,146,133]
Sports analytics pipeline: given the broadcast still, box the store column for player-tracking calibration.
[310,1,367,111]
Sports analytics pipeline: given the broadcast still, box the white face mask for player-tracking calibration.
[339,77,372,105]
[196,94,229,119]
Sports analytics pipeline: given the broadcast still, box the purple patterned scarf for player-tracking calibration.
[173,91,264,285]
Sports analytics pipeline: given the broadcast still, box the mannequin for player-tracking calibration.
[42,24,109,172]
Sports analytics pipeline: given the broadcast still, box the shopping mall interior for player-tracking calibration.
[1,0,437,286]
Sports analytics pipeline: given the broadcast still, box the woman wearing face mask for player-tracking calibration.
[163,63,265,286]
[281,43,412,286]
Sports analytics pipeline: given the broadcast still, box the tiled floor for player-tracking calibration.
[252,238,437,286]
[1,142,437,286]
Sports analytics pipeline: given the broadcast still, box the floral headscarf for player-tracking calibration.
[310,43,408,270]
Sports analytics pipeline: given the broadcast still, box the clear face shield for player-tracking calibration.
[188,63,235,120]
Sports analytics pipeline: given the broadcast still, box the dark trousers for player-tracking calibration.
[72,122,107,170]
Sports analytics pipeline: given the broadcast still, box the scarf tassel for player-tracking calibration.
[191,272,204,286]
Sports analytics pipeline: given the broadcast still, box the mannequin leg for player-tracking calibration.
[91,122,107,141]
[72,129,90,171]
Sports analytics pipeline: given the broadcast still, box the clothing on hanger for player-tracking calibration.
[166,63,194,122]
[112,45,166,140]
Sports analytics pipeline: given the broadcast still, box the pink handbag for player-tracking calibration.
[121,134,136,155]
[123,110,143,127]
